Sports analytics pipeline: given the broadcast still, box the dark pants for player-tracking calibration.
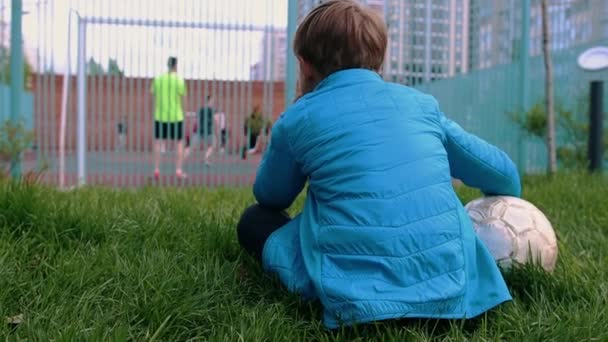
[249,134,259,149]
[240,134,260,159]
[221,129,227,147]
[154,121,184,140]
[237,204,291,262]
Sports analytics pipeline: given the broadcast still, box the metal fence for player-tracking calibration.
[414,0,608,173]
[2,0,288,188]
[1,0,607,188]
[417,40,608,174]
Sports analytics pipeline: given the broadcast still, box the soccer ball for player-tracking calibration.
[464,196,558,272]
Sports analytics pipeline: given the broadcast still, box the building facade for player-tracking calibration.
[291,0,607,84]
[384,0,469,85]
[469,0,608,70]
[250,29,287,81]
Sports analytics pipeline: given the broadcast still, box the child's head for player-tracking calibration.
[294,0,387,95]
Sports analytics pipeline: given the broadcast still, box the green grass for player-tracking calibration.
[0,173,606,341]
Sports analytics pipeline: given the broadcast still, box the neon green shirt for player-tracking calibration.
[151,72,186,122]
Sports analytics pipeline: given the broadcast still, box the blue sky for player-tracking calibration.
[2,0,288,79]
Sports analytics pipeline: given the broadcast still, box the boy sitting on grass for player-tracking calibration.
[237,0,521,329]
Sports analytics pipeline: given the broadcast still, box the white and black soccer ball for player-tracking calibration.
[464,196,558,272]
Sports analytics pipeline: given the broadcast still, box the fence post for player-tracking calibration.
[77,18,87,186]
[517,0,531,175]
[9,0,23,178]
[285,0,298,108]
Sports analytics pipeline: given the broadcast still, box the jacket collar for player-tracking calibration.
[314,68,382,92]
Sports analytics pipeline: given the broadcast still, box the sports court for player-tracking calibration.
[23,149,261,187]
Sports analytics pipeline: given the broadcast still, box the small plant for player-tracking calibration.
[0,119,36,179]
[0,46,34,89]
[511,102,548,138]
[510,99,607,170]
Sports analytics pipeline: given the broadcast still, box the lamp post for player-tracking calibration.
[577,46,608,172]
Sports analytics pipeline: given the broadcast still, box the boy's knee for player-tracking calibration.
[238,204,289,223]
[236,204,291,248]
[237,204,261,234]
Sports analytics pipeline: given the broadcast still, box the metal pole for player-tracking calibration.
[59,10,77,188]
[285,0,297,107]
[9,0,23,178]
[588,80,603,172]
[424,0,432,83]
[77,18,86,186]
[518,0,531,174]
[83,17,268,31]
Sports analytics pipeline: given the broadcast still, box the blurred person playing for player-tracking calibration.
[198,95,219,166]
[241,106,272,159]
[215,111,228,155]
[151,56,187,179]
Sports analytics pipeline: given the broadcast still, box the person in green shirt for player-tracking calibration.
[150,57,187,180]
[241,106,272,159]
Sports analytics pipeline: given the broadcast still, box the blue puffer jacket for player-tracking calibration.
[253,69,521,328]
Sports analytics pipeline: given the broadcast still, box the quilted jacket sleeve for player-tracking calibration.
[253,119,307,210]
[439,113,522,197]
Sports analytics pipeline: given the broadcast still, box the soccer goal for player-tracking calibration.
[58,4,284,188]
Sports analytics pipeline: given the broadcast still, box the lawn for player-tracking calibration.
[0,173,606,341]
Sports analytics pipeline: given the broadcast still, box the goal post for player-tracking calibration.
[60,14,279,187]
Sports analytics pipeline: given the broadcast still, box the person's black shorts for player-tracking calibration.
[221,129,227,146]
[154,121,184,140]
